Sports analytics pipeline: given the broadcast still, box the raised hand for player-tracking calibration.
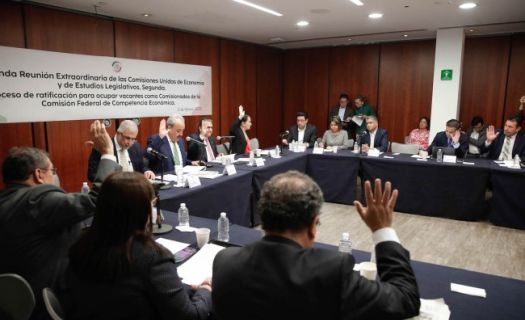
[354,179,398,232]
[486,125,499,143]
[90,120,113,155]
[159,119,169,138]
[238,105,245,119]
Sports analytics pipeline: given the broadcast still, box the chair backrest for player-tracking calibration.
[216,142,230,155]
[391,142,420,155]
[250,138,259,150]
[0,273,35,320]
[42,288,64,320]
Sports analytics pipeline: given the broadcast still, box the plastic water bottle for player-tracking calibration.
[249,150,255,165]
[217,212,230,242]
[514,155,521,168]
[178,203,190,227]
[436,148,443,162]
[275,145,280,156]
[338,232,352,254]
[80,182,90,194]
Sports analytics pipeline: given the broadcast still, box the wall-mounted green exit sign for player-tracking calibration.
[441,69,453,81]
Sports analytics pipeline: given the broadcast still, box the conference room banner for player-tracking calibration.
[0,45,212,123]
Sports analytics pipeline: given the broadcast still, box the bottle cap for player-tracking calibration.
[181,203,186,208]
[220,212,227,218]
[342,232,349,240]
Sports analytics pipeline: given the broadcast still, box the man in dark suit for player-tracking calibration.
[328,93,354,138]
[187,118,219,163]
[87,119,154,182]
[0,121,119,320]
[145,114,194,174]
[212,171,420,320]
[281,111,318,148]
[359,115,389,153]
[481,117,525,160]
[428,119,469,158]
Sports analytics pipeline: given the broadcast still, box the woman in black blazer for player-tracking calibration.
[230,105,253,155]
[64,172,212,319]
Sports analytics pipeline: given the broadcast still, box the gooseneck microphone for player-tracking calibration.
[186,136,206,146]
[216,135,235,140]
[147,147,168,159]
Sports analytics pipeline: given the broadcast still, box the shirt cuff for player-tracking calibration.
[100,154,117,162]
[372,227,400,245]
[485,140,492,147]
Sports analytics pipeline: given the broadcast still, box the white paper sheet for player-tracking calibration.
[155,174,178,182]
[155,238,189,254]
[175,226,197,232]
[450,283,486,298]
[183,166,206,174]
[351,115,364,126]
[192,171,223,179]
[177,243,225,285]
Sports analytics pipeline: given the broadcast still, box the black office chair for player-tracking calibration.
[42,288,65,320]
[0,273,35,320]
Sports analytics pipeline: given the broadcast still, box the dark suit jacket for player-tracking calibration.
[0,159,119,320]
[328,106,354,136]
[212,235,420,320]
[87,141,146,182]
[63,240,212,320]
[187,133,218,162]
[480,131,525,160]
[230,118,250,155]
[286,123,318,148]
[428,131,469,158]
[144,134,189,174]
[359,128,389,152]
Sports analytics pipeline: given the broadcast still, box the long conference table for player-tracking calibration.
[158,212,525,320]
[158,148,525,230]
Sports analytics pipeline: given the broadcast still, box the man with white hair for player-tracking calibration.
[88,119,155,182]
[145,115,192,174]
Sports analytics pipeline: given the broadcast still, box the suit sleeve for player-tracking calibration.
[308,126,318,148]
[456,134,469,158]
[33,158,120,233]
[87,149,102,183]
[340,241,420,319]
[187,134,201,161]
[379,131,389,152]
[427,134,438,156]
[148,252,212,320]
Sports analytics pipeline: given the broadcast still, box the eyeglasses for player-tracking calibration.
[119,133,137,142]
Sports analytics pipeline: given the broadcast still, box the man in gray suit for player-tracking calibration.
[0,120,119,320]
[212,171,420,320]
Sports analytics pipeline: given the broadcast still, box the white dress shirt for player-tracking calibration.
[297,127,305,143]
[114,136,133,172]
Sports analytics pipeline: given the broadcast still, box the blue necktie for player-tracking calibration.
[447,138,452,147]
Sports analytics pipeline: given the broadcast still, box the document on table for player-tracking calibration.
[183,166,205,174]
[177,243,225,285]
[450,283,486,298]
[155,174,178,181]
[192,170,223,179]
[155,238,189,254]
[408,298,450,320]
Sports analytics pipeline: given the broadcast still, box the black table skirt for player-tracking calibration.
[489,164,525,229]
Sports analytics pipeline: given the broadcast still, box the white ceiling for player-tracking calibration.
[29,0,525,49]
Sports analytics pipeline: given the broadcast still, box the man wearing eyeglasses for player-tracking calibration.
[88,119,155,182]
[0,121,120,320]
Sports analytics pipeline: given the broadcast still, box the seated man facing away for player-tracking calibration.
[359,115,389,153]
[428,119,468,158]
[282,111,318,148]
[87,119,154,182]
[0,121,119,320]
[212,171,420,320]
[481,116,525,160]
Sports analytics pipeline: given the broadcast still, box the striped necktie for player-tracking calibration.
[172,141,181,166]
[500,136,512,161]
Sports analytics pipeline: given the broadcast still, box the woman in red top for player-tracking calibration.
[408,117,430,150]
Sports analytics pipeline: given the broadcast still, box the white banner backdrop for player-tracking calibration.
[0,45,212,123]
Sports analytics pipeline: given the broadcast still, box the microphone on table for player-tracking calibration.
[216,135,235,140]
[146,147,168,159]
[186,136,206,146]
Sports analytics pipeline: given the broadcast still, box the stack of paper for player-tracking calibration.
[408,298,451,320]
[155,238,189,254]
[177,243,225,285]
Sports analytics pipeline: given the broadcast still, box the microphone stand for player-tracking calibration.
[158,155,172,190]
[152,183,173,235]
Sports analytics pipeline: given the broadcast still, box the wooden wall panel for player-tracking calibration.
[115,21,175,148]
[24,5,115,191]
[283,48,330,132]
[329,45,380,112]
[0,1,32,187]
[174,31,220,138]
[256,47,283,148]
[504,34,525,122]
[378,40,435,143]
[460,36,511,129]
[219,40,257,140]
